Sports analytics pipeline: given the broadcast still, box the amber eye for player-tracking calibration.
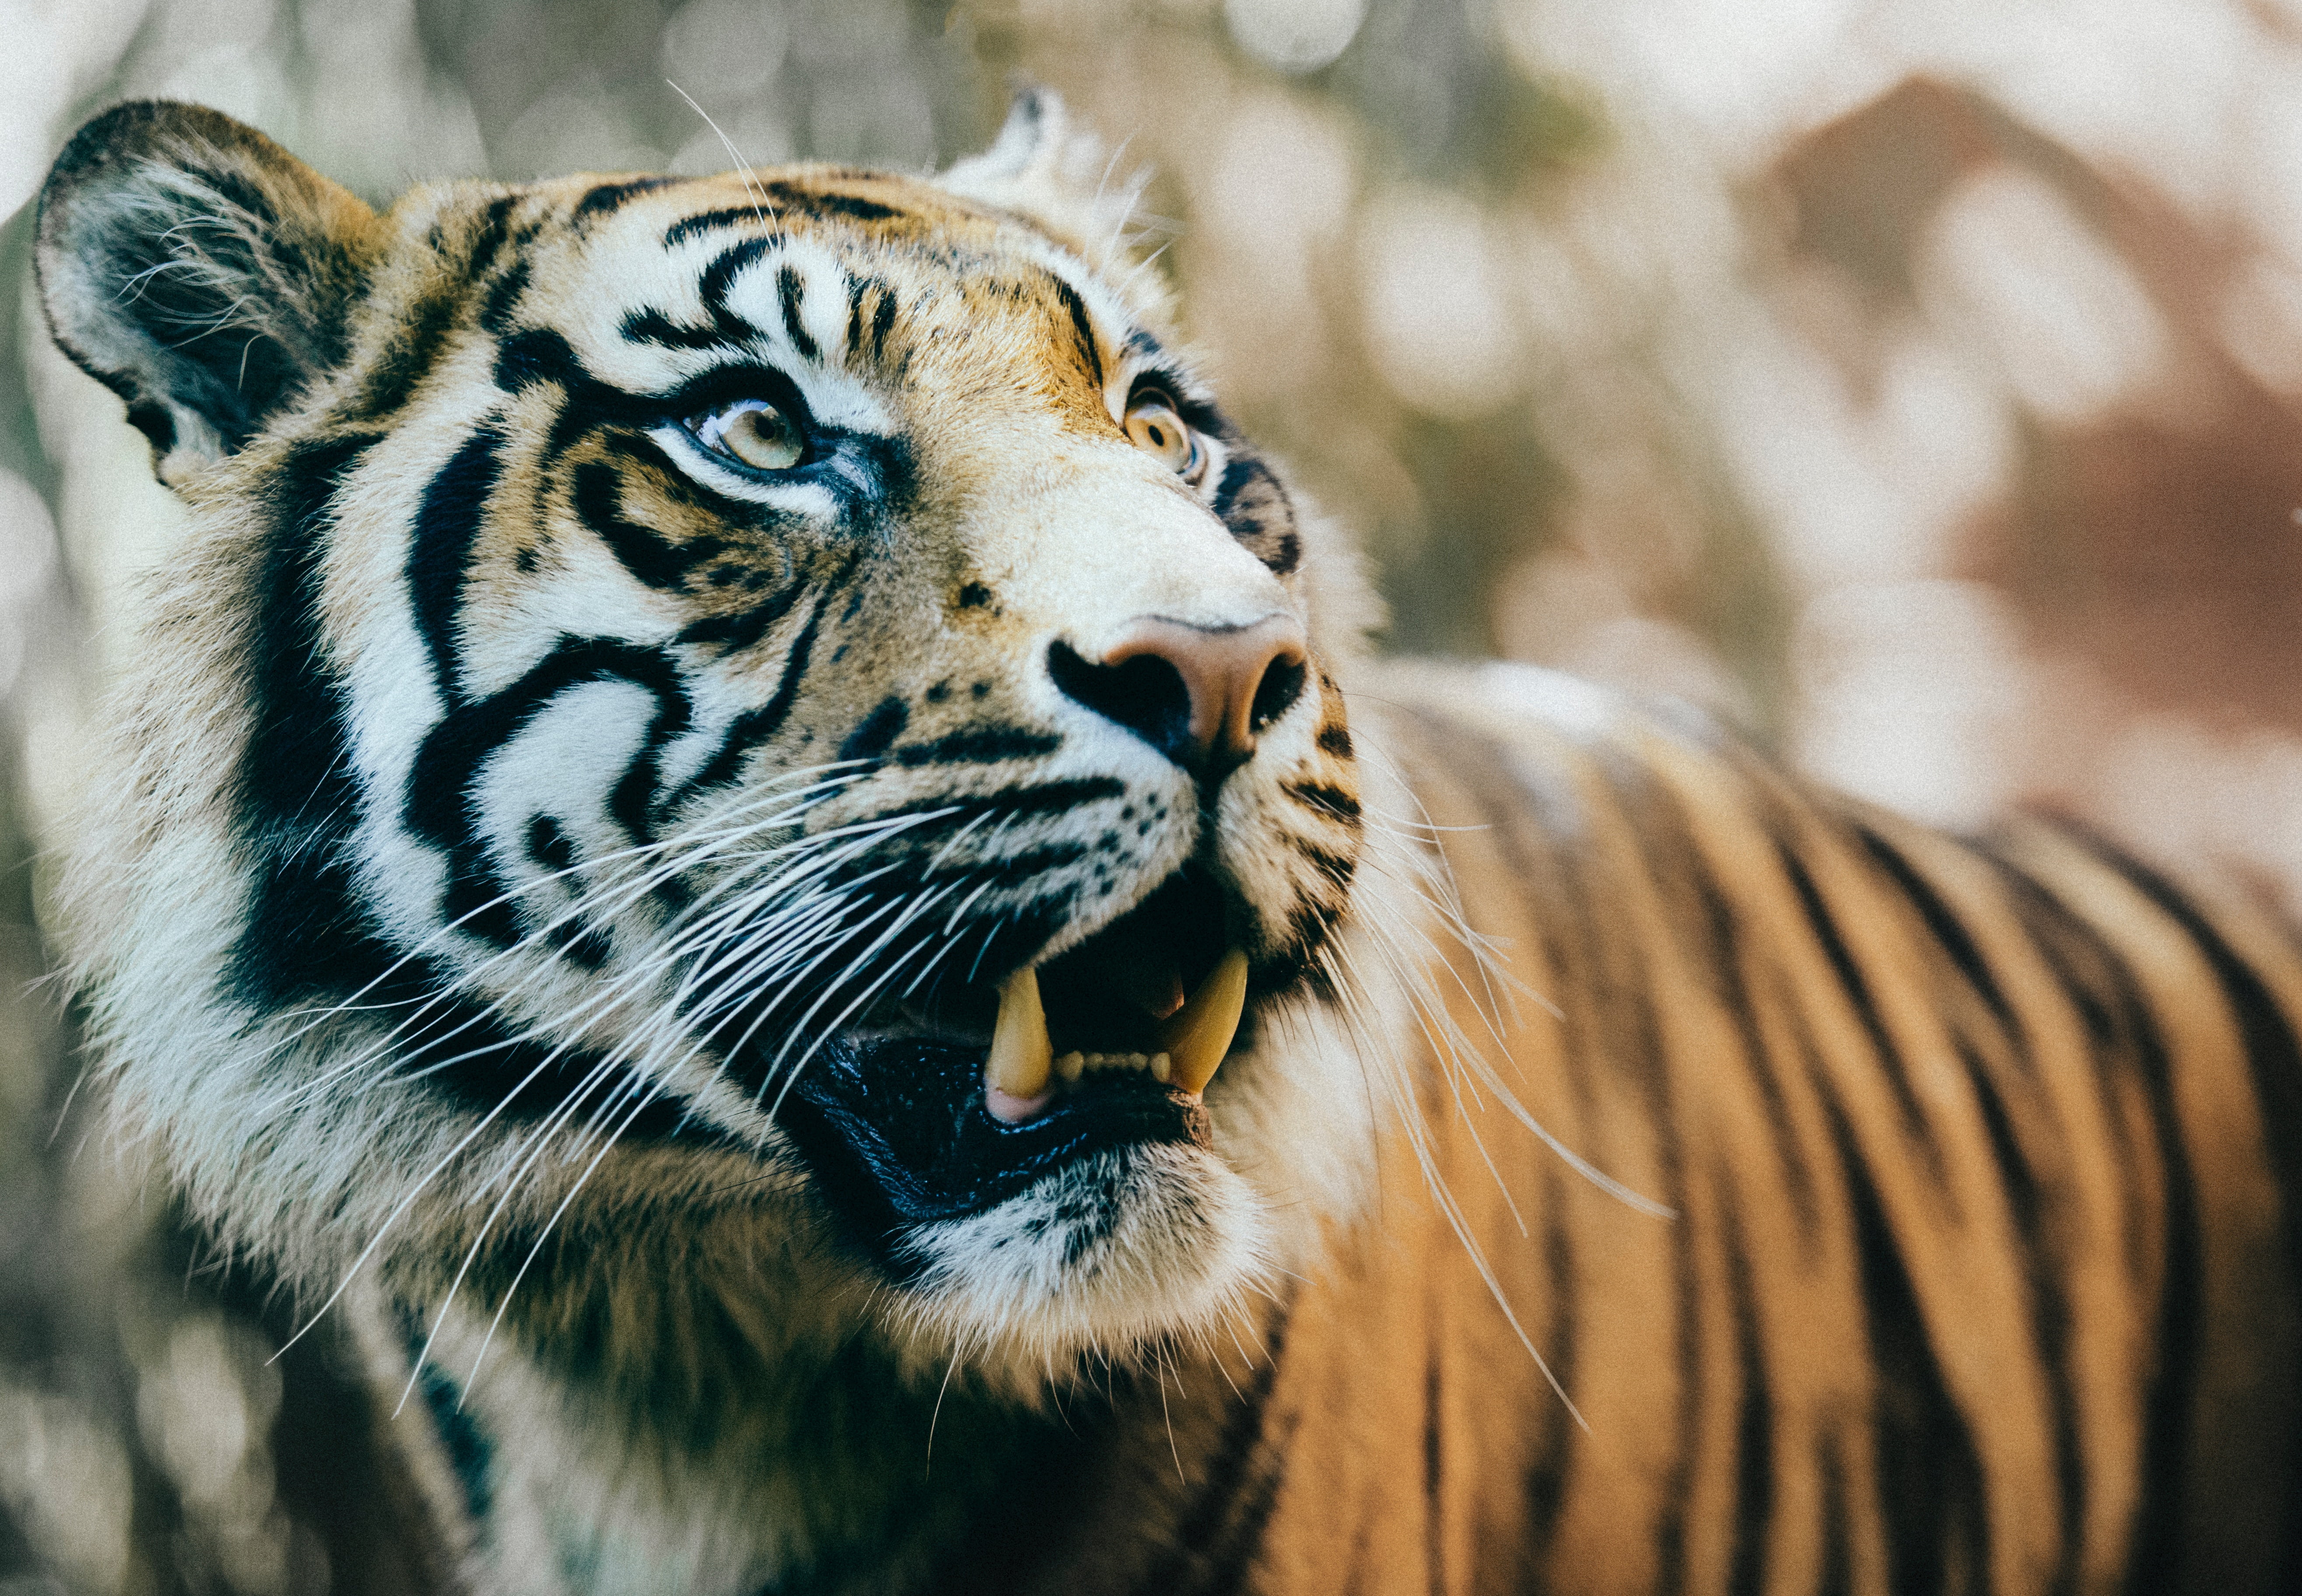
[1124,394,1199,476]
[692,398,805,472]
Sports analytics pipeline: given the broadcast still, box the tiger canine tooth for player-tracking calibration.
[1157,948,1248,1095]
[985,966,1052,1112]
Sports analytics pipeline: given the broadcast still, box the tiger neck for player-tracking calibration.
[364,1286,1303,1596]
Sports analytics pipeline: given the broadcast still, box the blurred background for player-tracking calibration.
[8,0,2302,1588]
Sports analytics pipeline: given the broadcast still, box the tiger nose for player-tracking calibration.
[1049,615,1310,779]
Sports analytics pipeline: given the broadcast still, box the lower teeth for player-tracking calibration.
[1053,1050,1174,1084]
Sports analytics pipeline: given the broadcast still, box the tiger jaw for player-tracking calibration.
[761,858,1281,1288]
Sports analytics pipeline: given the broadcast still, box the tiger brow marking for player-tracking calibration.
[1046,270,1104,390]
[620,308,729,350]
[762,180,906,224]
[699,237,774,333]
[870,286,897,365]
[776,263,820,361]
[665,207,777,247]
[844,274,897,368]
[574,175,685,220]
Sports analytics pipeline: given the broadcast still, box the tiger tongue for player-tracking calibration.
[981,954,1247,1123]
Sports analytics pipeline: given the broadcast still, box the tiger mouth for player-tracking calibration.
[771,868,1254,1261]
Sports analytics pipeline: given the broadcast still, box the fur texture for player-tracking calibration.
[36,95,2302,1594]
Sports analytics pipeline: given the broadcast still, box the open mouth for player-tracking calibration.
[771,868,1253,1264]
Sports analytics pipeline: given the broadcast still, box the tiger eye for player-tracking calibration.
[699,398,804,472]
[1124,397,1197,476]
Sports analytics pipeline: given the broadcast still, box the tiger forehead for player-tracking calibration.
[410,167,1141,422]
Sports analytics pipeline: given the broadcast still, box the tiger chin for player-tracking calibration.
[37,91,2302,1596]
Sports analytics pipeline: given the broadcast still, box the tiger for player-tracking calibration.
[30,88,2302,1595]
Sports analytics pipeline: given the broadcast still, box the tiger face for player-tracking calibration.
[39,97,1384,1382]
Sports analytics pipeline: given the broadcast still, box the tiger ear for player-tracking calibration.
[36,101,383,486]
[940,86,1145,270]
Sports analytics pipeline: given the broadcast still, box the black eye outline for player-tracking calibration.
[1123,384,1204,480]
[684,394,812,475]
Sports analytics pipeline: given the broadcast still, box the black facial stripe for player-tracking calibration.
[981,843,1092,878]
[124,402,175,455]
[495,326,584,399]
[527,813,576,872]
[701,237,775,333]
[891,728,1063,767]
[1317,722,1353,759]
[409,428,508,704]
[777,263,820,362]
[666,206,773,247]
[875,777,1128,831]
[610,665,695,844]
[574,176,683,220]
[841,696,908,764]
[620,236,782,353]
[682,588,830,794]
[620,308,729,350]
[676,557,814,653]
[571,457,726,590]
[1203,452,1300,575]
[1289,837,1358,886]
[496,328,833,486]
[869,289,897,364]
[761,181,905,224]
[355,282,461,420]
[1210,455,1260,517]
[408,1351,494,1524]
[404,637,694,945]
[467,196,518,278]
[840,276,897,366]
[1047,272,1104,390]
[230,431,383,1008]
[1284,780,1362,825]
[479,259,530,336]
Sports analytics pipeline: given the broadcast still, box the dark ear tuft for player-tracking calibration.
[959,84,1063,185]
[36,101,382,485]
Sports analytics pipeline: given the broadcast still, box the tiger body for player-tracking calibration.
[32,96,2302,1594]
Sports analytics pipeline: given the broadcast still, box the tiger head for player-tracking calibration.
[37,96,1394,1387]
